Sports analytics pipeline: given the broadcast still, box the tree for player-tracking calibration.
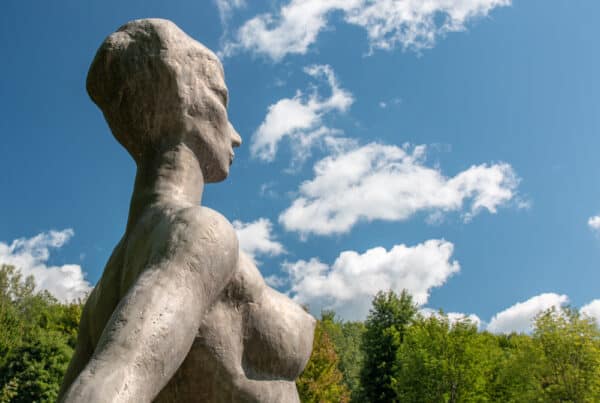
[533,306,600,402]
[0,265,82,403]
[487,332,543,402]
[394,313,494,402]
[0,265,25,402]
[297,317,350,403]
[338,321,366,402]
[360,290,417,403]
[318,311,365,402]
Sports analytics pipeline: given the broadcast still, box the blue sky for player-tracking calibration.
[2,0,600,332]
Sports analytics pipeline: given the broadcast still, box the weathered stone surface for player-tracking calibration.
[58,19,315,403]
[154,253,313,403]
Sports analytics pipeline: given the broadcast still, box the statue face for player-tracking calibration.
[87,18,241,177]
[181,56,242,183]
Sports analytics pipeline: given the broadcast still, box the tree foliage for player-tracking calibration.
[0,264,82,403]
[297,316,350,403]
[488,332,544,402]
[394,314,490,402]
[533,307,600,402]
[360,290,417,402]
[316,311,365,402]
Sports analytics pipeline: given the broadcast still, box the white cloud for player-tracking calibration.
[345,0,511,53]
[588,215,600,231]
[265,274,287,288]
[215,0,246,26]
[251,64,353,163]
[486,293,569,334]
[223,0,511,61]
[581,300,600,323]
[233,218,285,262]
[280,143,521,236]
[0,229,92,302]
[276,239,460,320]
[222,0,360,61]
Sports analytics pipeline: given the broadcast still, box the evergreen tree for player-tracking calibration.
[360,290,417,403]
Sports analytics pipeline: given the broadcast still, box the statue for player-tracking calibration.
[58,19,315,403]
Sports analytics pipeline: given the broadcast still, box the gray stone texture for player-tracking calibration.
[58,18,315,403]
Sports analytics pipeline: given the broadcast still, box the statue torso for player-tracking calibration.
[81,205,314,402]
[85,205,238,350]
[154,253,314,403]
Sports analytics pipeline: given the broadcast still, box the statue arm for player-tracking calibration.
[59,257,220,403]
[57,291,95,399]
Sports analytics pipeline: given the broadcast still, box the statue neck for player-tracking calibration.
[126,143,204,232]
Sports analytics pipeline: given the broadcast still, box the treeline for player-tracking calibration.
[2,264,600,402]
[298,290,600,402]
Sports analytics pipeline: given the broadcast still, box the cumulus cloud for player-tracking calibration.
[279,143,521,236]
[0,229,92,302]
[214,0,246,26]
[274,239,459,320]
[588,215,600,231]
[486,293,569,334]
[222,0,358,61]
[581,300,600,323]
[345,0,511,53]
[223,0,511,61]
[251,64,353,163]
[233,218,285,262]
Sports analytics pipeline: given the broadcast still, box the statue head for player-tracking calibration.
[87,18,241,182]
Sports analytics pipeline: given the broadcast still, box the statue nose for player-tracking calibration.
[230,123,242,148]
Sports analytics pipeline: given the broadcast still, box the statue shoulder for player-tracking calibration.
[172,206,238,257]
[223,251,266,303]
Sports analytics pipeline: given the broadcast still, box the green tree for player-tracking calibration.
[0,265,26,402]
[338,321,365,402]
[360,290,417,403]
[395,313,493,402]
[533,306,600,402]
[0,264,82,403]
[298,318,350,403]
[318,311,365,402]
[487,333,543,402]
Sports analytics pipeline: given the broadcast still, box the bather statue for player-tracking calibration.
[58,18,315,403]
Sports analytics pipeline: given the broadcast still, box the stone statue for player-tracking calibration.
[58,19,315,403]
